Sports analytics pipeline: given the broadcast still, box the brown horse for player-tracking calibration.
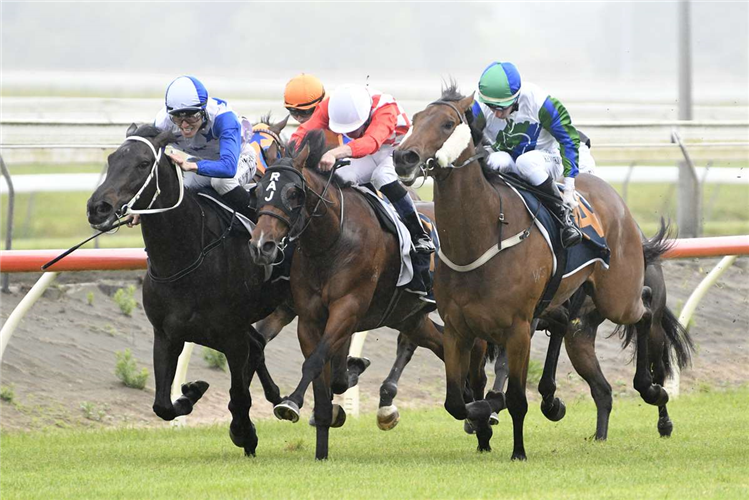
[393,85,671,460]
[248,130,489,460]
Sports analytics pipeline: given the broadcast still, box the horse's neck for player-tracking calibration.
[299,174,343,257]
[433,146,503,260]
[140,177,204,275]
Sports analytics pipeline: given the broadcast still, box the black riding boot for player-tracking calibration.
[535,177,582,248]
[380,181,435,255]
[222,186,255,220]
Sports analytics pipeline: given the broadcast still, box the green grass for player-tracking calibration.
[2,389,748,499]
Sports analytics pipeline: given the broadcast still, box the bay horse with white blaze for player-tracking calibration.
[87,124,289,457]
[393,86,671,460]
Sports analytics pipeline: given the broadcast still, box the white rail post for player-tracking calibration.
[170,342,195,428]
[342,331,368,417]
[665,255,738,397]
[0,272,59,362]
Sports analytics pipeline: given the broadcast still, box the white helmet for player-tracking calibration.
[328,85,372,134]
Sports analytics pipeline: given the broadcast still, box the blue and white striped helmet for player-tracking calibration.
[165,76,208,115]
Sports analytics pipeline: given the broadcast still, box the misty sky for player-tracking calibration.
[2,1,748,98]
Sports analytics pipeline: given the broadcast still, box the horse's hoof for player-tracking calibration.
[377,405,400,431]
[182,380,210,401]
[331,404,347,428]
[273,400,300,423]
[464,419,476,435]
[511,452,527,461]
[347,356,371,375]
[541,398,566,422]
[465,400,492,422]
[489,412,500,426]
[658,418,674,438]
[477,444,492,453]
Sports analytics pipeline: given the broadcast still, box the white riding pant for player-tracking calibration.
[183,145,257,195]
[334,145,399,190]
[489,144,596,184]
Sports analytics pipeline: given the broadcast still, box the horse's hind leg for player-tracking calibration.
[378,334,418,430]
[152,331,209,421]
[538,320,567,423]
[633,287,669,407]
[564,308,612,440]
[649,320,673,437]
[379,316,444,431]
[224,334,258,457]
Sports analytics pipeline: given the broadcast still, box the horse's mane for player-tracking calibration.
[130,123,162,138]
[286,130,353,188]
[440,80,465,102]
[256,113,274,126]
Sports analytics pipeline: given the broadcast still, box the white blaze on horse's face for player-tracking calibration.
[435,123,472,168]
[264,172,281,201]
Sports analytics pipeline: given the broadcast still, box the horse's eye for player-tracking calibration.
[138,160,151,169]
[442,120,455,131]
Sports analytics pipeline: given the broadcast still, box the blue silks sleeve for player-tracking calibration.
[196,112,241,178]
[539,96,580,178]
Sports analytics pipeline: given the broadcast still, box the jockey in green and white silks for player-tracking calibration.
[472,61,589,247]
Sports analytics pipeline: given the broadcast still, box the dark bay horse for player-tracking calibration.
[393,86,672,460]
[86,124,290,456]
[248,130,490,460]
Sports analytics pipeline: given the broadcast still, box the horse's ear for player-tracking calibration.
[272,115,289,134]
[126,123,138,137]
[153,129,176,149]
[457,92,475,114]
[293,144,310,171]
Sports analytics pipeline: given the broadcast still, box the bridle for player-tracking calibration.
[255,161,347,258]
[410,100,486,183]
[116,136,185,218]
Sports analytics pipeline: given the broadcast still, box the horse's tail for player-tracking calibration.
[660,304,696,374]
[642,217,676,268]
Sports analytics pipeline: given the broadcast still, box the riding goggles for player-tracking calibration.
[170,111,204,126]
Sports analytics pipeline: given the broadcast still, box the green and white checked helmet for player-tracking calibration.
[477,62,522,108]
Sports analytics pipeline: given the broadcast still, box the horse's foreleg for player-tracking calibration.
[310,365,334,461]
[564,309,612,441]
[504,322,532,461]
[253,302,296,344]
[492,346,508,393]
[275,300,359,426]
[538,322,567,422]
[152,332,208,421]
[224,335,258,457]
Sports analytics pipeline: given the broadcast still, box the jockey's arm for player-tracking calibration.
[539,96,581,208]
[191,113,241,178]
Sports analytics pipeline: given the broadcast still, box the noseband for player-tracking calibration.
[117,136,185,218]
[411,100,486,181]
[255,162,344,255]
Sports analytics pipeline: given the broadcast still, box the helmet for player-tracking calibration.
[477,62,522,108]
[284,74,326,110]
[328,85,372,134]
[165,76,209,115]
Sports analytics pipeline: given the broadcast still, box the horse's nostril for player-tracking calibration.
[261,241,277,255]
[404,150,420,166]
[96,202,113,215]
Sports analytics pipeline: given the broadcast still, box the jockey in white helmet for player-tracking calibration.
[290,84,435,255]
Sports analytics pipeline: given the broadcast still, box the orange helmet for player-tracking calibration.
[284,73,326,110]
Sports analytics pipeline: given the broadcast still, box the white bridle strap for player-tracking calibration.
[121,136,184,215]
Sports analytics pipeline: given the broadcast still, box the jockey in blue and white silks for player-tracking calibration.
[472,62,589,247]
[153,75,256,216]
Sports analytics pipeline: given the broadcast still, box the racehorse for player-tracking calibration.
[490,252,693,440]
[86,124,290,457]
[393,85,673,460]
[248,130,490,460]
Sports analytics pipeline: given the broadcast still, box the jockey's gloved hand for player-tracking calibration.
[562,177,579,209]
[485,150,507,172]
